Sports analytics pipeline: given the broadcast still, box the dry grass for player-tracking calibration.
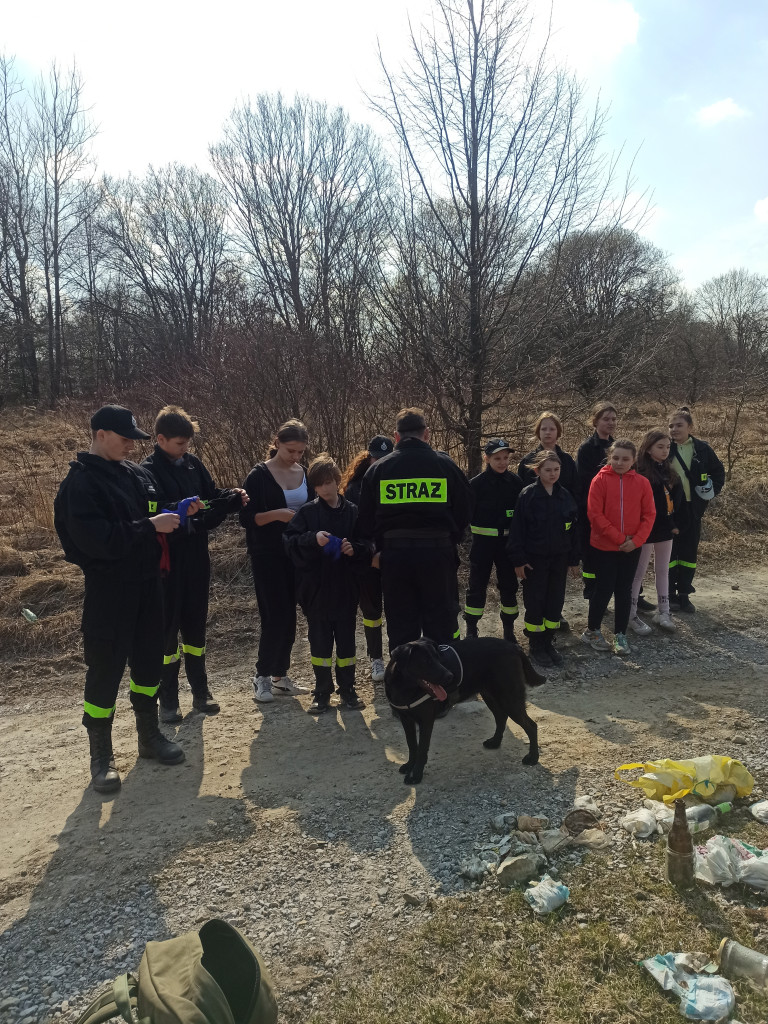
[307,813,768,1024]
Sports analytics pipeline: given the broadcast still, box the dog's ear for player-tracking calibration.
[391,643,413,666]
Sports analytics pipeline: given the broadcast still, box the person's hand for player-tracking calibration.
[275,508,295,523]
[185,499,204,516]
[619,538,636,552]
[671,527,680,535]
[569,565,581,579]
[371,551,381,569]
[151,513,180,533]
[316,531,330,547]
[515,563,533,580]
[341,538,354,557]
[233,488,249,506]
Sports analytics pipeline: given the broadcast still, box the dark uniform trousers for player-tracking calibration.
[579,518,597,598]
[669,512,702,598]
[82,573,164,727]
[521,553,570,644]
[381,542,459,651]
[308,612,357,699]
[250,548,297,678]
[358,566,384,660]
[588,547,642,635]
[464,534,519,623]
[160,541,211,710]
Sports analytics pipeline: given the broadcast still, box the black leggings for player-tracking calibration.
[588,547,642,634]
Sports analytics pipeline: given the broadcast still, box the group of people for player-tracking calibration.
[54,401,724,793]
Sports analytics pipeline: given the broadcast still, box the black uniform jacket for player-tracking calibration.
[506,480,579,566]
[356,437,472,547]
[239,462,315,557]
[142,446,240,550]
[518,444,578,495]
[283,496,371,617]
[469,466,523,536]
[54,453,161,580]
[669,437,725,519]
[575,432,613,507]
[643,467,687,544]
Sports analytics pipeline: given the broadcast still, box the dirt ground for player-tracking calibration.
[1,566,767,1021]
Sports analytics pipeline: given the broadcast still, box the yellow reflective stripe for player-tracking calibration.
[129,679,160,697]
[148,501,157,513]
[678,560,696,569]
[336,656,356,667]
[565,521,572,531]
[362,617,382,628]
[379,478,447,503]
[311,656,332,667]
[543,618,560,630]
[464,606,484,617]
[524,622,546,633]
[163,649,181,665]
[505,509,514,517]
[500,604,518,615]
[84,701,115,718]
[471,525,499,536]
[452,628,461,639]
[181,643,206,656]
[582,571,596,579]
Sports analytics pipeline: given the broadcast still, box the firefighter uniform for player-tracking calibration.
[669,436,725,603]
[464,465,523,639]
[357,438,472,651]
[344,476,384,662]
[142,445,240,715]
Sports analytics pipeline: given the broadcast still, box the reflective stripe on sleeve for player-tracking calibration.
[470,525,499,536]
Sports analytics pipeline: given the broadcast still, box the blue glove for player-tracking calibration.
[323,535,344,560]
[162,495,199,532]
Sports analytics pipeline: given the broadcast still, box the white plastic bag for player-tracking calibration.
[749,799,768,824]
[572,828,612,850]
[642,953,735,1021]
[523,874,569,914]
[573,795,600,815]
[643,798,676,832]
[620,807,658,838]
[695,835,768,890]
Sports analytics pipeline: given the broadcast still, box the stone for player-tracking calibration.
[496,852,547,885]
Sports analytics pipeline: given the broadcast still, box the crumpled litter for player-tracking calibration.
[572,795,600,815]
[642,952,735,1021]
[643,798,676,832]
[572,828,612,850]
[563,808,601,835]
[616,756,754,805]
[749,799,768,824]
[695,835,768,890]
[523,873,569,914]
[620,807,658,838]
[459,856,489,881]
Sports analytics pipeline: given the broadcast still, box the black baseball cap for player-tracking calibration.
[484,438,512,456]
[368,435,394,458]
[90,405,150,440]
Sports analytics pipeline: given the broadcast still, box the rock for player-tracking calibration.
[491,813,517,832]
[538,829,571,855]
[517,814,549,832]
[403,892,421,906]
[732,734,748,745]
[460,857,488,881]
[496,852,547,886]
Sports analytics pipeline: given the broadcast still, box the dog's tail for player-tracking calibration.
[518,649,547,687]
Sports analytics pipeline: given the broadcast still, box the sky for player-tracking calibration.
[3,0,766,289]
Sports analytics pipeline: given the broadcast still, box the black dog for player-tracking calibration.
[384,637,545,784]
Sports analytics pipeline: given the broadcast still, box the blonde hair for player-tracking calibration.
[591,401,617,428]
[533,411,563,440]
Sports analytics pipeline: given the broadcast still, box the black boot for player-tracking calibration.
[192,688,220,714]
[87,723,121,794]
[501,618,517,644]
[528,632,553,668]
[464,616,480,640]
[134,708,185,765]
[545,634,564,667]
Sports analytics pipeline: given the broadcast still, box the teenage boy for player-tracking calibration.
[142,406,248,721]
[54,405,187,794]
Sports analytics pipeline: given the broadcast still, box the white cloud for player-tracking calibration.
[549,0,640,74]
[755,197,768,224]
[694,98,749,127]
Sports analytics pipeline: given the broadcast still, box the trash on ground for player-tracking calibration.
[538,828,572,855]
[572,795,600,815]
[516,813,550,832]
[496,851,547,885]
[621,807,659,837]
[563,808,601,835]
[460,856,489,881]
[718,937,768,990]
[524,873,570,914]
[666,799,696,889]
[571,828,612,850]
[749,800,768,824]
[695,835,768,890]
[616,757,754,804]
[491,812,518,832]
[642,952,735,1021]
[21,607,38,623]
[686,802,732,835]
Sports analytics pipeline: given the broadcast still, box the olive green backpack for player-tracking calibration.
[75,919,278,1024]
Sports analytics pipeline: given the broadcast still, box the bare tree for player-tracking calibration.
[696,267,768,361]
[371,0,644,473]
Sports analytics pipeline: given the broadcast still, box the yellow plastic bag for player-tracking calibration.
[615,756,754,805]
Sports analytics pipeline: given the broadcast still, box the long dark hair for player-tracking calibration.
[340,450,371,494]
[637,430,679,487]
[267,418,309,459]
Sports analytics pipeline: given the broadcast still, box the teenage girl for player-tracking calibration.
[667,407,725,612]
[340,435,394,683]
[240,419,313,703]
[506,450,579,669]
[629,431,686,636]
[582,440,655,656]
[575,402,617,600]
[465,439,523,642]
[518,411,578,494]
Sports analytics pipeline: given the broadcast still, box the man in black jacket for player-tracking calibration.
[54,406,187,794]
[142,406,247,721]
[357,408,473,651]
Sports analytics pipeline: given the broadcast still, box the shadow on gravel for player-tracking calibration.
[0,711,251,1022]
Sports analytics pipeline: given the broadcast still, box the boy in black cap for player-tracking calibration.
[54,405,192,794]
[464,439,523,641]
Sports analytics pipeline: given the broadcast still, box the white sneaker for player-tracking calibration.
[371,658,386,682]
[653,610,677,633]
[629,615,652,636]
[253,675,274,702]
[272,676,309,695]
[580,629,612,652]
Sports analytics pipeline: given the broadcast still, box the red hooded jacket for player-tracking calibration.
[587,465,656,551]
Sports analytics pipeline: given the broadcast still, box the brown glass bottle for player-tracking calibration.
[666,799,696,889]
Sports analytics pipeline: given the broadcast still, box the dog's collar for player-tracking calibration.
[389,692,434,711]
[437,644,464,688]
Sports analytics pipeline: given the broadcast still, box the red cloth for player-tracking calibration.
[587,465,656,551]
[157,533,171,574]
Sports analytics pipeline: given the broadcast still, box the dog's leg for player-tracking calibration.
[480,691,507,749]
[508,707,539,765]
[398,713,419,775]
[404,709,434,785]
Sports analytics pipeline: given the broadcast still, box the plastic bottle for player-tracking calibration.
[21,608,38,623]
[685,801,732,835]
[666,799,695,889]
[719,938,768,989]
